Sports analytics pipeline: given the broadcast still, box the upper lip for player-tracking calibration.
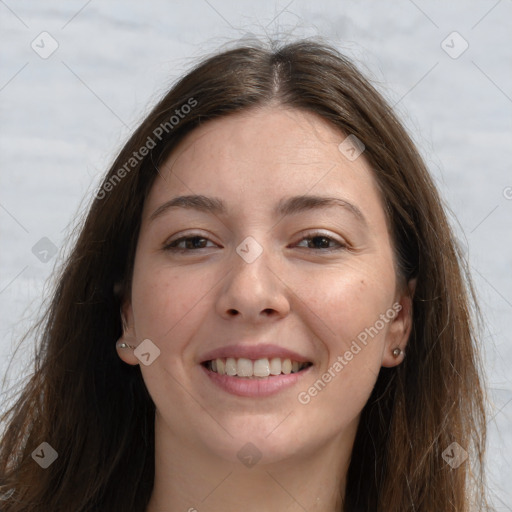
[199,344,312,364]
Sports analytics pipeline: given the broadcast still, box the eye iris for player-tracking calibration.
[186,237,207,249]
[308,236,331,249]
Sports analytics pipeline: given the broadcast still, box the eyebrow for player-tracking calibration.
[149,194,367,225]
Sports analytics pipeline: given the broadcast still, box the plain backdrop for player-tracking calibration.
[0,0,511,508]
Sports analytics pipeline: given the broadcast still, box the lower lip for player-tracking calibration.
[200,364,312,397]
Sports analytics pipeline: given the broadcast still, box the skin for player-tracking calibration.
[117,105,414,512]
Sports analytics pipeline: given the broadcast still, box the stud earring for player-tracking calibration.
[117,341,136,349]
[392,347,402,358]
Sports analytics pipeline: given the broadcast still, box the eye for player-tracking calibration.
[162,232,346,253]
[294,232,346,251]
[163,235,218,252]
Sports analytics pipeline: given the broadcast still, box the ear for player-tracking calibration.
[115,297,140,366]
[381,278,416,368]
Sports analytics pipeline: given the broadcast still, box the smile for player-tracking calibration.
[200,357,313,398]
[203,357,312,378]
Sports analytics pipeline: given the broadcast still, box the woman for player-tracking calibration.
[0,38,490,511]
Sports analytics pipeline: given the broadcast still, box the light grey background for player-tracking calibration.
[1,0,511,508]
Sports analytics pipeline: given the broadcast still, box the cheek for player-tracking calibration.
[130,260,214,343]
[290,260,396,354]
[292,262,396,427]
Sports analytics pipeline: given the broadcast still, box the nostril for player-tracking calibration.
[227,309,239,316]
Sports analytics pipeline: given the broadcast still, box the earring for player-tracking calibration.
[392,347,402,358]
[117,341,136,349]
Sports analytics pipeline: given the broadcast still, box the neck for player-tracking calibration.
[145,413,357,512]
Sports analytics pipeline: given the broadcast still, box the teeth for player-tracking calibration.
[237,358,253,377]
[253,358,270,377]
[282,359,292,374]
[269,357,281,375]
[217,358,225,375]
[225,357,237,376]
[207,357,309,378]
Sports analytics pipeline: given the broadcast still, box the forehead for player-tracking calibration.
[143,106,383,224]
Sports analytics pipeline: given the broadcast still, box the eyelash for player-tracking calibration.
[162,232,346,253]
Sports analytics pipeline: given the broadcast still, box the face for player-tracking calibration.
[118,106,413,465]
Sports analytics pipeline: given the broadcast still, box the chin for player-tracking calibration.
[200,420,311,467]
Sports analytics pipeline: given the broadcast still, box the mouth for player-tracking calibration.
[200,356,314,398]
[201,357,313,378]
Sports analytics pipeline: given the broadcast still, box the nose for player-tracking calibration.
[215,247,291,323]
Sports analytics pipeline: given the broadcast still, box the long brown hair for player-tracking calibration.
[0,37,490,511]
